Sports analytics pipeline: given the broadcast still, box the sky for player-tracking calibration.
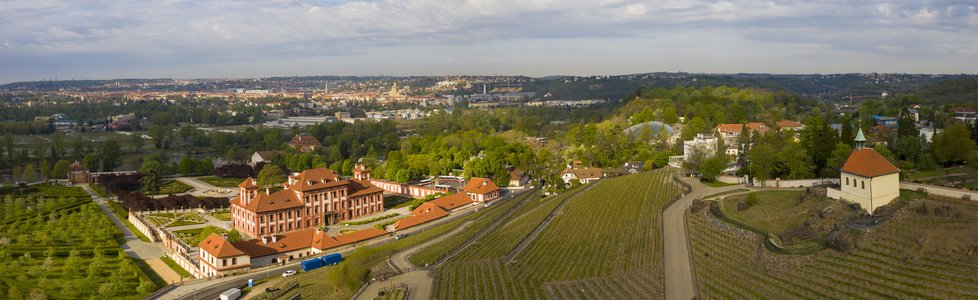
[1,0,977,83]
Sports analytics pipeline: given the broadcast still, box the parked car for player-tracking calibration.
[282,270,297,277]
[394,233,408,240]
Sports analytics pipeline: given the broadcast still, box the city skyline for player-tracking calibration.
[1,0,977,84]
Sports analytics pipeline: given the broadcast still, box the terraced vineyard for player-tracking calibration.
[407,191,531,267]
[434,170,680,299]
[688,196,978,299]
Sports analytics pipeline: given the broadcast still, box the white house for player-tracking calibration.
[683,133,717,162]
[561,168,603,184]
[827,128,901,214]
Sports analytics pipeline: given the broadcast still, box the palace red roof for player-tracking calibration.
[199,233,245,258]
[347,179,385,197]
[237,190,304,213]
[841,148,900,177]
[289,168,342,191]
[464,177,499,195]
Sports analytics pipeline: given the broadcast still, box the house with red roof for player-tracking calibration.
[198,233,251,277]
[230,167,385,238]
[714,122,769,145]
[288,133,322,153]
[827,128,900,214]
[464,177,500,203]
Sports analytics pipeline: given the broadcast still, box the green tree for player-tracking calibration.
[800,116,837,175]
[662,105,678,124]
[748,139,777,184]
[893,135,923,163]
[139,160,164,193]
[83,152,99,172]
[897,107,919,138]
[840,120,854,147]
[823,143,853,177]
[3,132,13,162]
[917,153,938,171]
[11,165,22,182]
[39,160,50,181]
[699,156,727,182]
[22,164,36,183]
[226,229,242,243]
[681,117,709,141]
[50,160,70,179]
[257,164,286,189]
[781,142,814,179]
[931,122,976,165]
[129,134,144,154]
[98,140,121,171]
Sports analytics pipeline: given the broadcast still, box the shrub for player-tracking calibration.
[744,192,759,207]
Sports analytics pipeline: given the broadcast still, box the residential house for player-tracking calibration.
[288,133,322,153]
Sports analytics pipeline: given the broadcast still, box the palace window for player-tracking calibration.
[861,181,865,189]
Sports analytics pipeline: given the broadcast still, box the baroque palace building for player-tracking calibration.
[230,167,384,238]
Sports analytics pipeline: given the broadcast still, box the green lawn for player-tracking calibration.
[90,183,112,198]
[721,190,810,234]
[160,255,192,278]
[704,181,737,187]
[146,180,193,195]
[383,195,413,209]
[199,176,247,188]
[210,210,232,221]
[173,226,227,245]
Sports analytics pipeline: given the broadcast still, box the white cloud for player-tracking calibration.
[0,0,976,82]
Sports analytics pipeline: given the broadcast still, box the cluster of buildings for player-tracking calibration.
[198,164,508,278]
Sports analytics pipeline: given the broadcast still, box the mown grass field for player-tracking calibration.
[434,170,681,299]
[688,194,978,299]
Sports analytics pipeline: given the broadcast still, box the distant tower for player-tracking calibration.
[390,83,401,97]
[324,82,328,94]
[854,126,866,151]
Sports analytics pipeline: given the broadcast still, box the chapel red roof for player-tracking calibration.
[840,148,900,177]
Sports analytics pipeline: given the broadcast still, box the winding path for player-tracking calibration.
[662,177,749,300]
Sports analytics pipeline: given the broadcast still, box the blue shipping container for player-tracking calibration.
[321,253,343,266]
[300,258,326,272]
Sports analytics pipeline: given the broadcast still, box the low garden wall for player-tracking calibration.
[900,182,978,200]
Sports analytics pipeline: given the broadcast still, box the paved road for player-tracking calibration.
[662,177,749,300]
[80,184,165,260]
